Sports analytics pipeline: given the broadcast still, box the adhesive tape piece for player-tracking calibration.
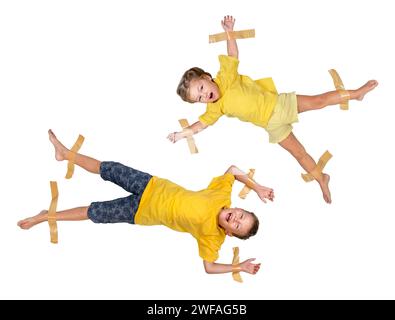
[329,69,350,110]
[238,169,255,199]
[232,247,243,283]
[65,134,85,179]
[301,151,332,182]
[48,181,59,244]
[209,29,255,43]
[178,119,198,154]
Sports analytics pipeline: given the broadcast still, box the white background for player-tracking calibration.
[1,0,394,299]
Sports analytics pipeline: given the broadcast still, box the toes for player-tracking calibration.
[325,195,332,204]
[367,80,378,89]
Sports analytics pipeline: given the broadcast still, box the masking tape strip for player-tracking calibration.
[178,119,198,154]
[65,134,85,179]
[238,169,255,199]
[232,247,243,283]
[301,150,333,182]
[329,69,350,110]
[209,29,255,43]
[48,181,59,244]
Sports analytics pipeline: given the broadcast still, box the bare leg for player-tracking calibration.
[17,207,89,230]
[48,129,100,174]
[279,132,331,204]
[297,80,378,113]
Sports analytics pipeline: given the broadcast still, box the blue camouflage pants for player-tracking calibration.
[87,161,152,224]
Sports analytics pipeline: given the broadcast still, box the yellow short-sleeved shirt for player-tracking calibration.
[199,55,278,128]
[134,173,235,262]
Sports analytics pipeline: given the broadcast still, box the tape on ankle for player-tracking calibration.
[209,29,255,43]
[329,69,350,110]
[65,134,85,179]
[238,169,255,199]
[48,181,59,244]
[178,119,198,154]
[301,151,333,182]
[232,247,243,283]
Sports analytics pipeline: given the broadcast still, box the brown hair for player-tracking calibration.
[235,211,259,240]
[176,67,212,103]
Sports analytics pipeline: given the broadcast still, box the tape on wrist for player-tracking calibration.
[238,169,255,199]
[178,119,198,154]
[232,247,243,283]
[209,29,255,43]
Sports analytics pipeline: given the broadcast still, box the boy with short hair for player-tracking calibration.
[18,130,274,275]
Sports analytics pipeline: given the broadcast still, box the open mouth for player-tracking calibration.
[209,92,213,99]
[226,212,232,222]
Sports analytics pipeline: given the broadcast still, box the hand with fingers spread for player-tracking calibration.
[256,185,275,203]
[221,15,236,32]
[240,258,261,275]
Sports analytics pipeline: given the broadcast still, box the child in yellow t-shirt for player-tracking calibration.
[168,15,378,204]
[18,130,275,275]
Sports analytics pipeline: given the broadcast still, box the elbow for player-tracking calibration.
[203,261,214,274]
[226,165,237,174]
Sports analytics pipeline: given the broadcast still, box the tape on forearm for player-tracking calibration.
[238,169,255,199]
[65,134,85,179]
[178,119,198,154]
[209,29,255,43]
[329,69,350,110]
[301,151,332,182]
[48,181,59,244]
[232,247,243,283]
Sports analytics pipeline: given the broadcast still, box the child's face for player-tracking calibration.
[218,208,255,238]
[188,75,220,103]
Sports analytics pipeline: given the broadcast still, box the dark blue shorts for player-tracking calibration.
[87,161,152,224]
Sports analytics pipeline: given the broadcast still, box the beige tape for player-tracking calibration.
[238,169,255,199]
[65,134,85,179]
[301,151,333,182]
[48,181,58,244]
[329,69,350,110]
[209,29,255,43]
[232,247,243,283]
[178,119,198,154]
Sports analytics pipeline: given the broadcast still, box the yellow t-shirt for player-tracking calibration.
[134,173,235,262]
[199,55,278,128]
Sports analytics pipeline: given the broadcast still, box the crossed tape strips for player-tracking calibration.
[301,151,332,182]
[65,134,85,179]
[178,119,198,154]
[329,69,350,110]
[209,29,255,43]
[238,169,255,199]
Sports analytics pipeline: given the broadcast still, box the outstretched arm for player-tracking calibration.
[225,165,275,203]
[203,259,260,274]
[222,15,238,59]
[167,120,208,143]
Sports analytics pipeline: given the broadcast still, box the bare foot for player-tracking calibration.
[17,210,48,230]
[354,80,378,101]
[318,174,331,204]
[48,129,68,161]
